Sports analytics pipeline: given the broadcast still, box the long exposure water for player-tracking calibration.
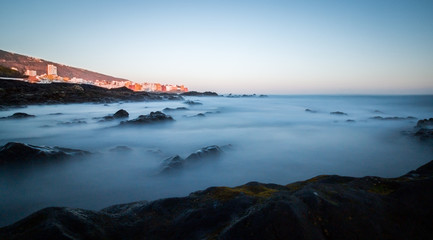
[1,95,433,226]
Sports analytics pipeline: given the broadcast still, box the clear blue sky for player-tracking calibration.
[1,0,432,94]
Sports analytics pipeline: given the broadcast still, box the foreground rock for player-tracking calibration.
[1,159,433,239]
[416,118,433,128]
[0,112,35,119]
[0,79,183,106]
[161,145,223,173]
[120,111,173,125]
[0,142,90,165]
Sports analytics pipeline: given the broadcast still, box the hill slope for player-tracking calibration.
[0,49,129,82]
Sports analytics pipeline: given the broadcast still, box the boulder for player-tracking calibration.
[113,109,129,119]
[0,142,90,165]
[184,145,222,163]
[163,107,188,112]
[416,118,433,129]
[184,100,202,105]
[120,111,173,125]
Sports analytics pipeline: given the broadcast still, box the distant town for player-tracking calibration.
[13,64,188,93]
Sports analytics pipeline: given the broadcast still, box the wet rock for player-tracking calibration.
[3,159,433,239]
[163,107,188,112]
[370,116,416,120]
[120,111,174,125]
[330,111,347,115]
[0,142,90,165]
[184,145,222,163]
[160,145,224,174]
[0,112,35,119]
[346,119,356,122]
[184,100,202,105]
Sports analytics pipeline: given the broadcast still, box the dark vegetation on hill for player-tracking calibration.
[0,65,26,78]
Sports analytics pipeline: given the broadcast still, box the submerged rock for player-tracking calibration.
[0,142,90,165]
[305,109,317,113]
[0,112,35,119]
[184,100,202,105]
[181,91,218,96]
[113,109,129,119]
[2,159,433,239]
[370,116,416,120]
[330,111,347,115]
[163,107,188,112]
[120,111,173,125]
[109,146,133,152]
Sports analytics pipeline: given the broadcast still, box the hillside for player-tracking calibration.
[0,49,129,82]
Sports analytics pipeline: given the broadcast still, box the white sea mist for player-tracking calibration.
[0,95,432,226]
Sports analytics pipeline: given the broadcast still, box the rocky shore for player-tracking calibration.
[0,79,184,107]
[1,158,432,239]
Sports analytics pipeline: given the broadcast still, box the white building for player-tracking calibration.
[25,70,37,76]
[47,64,57,75]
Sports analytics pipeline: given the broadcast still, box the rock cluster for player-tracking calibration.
[161,145,222,173]
[120,111,173,125]
[1,159,433,239]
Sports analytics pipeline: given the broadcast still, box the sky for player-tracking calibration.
[1,0,433,94]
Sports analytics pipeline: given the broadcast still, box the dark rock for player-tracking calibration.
[2,159,433,239]
[259,94,268,98]
[120,111,174,125]
[163,107,188,112]
[113,109,129,119]
[416,118,433,129]
[184,100,202,105]
[181,91,218,96]
[346,119,356,122]
[160,155,184,173]
[0,112,35,119]
[330,111,347,115]
[415,128,433,141]
[0,142,90,165]
[305,109,317,113]
[371,116,417,121]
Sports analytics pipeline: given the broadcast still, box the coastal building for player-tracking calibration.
[47,64,57,75]
[25,70,37,76]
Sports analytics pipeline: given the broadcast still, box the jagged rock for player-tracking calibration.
[160,145,224,174]
[0,112,35,119]
[2,159,433,239]
[416,118,433,128]
[184,145,222,163]
[120,111,173,125]
[370,116,416,120]
[163,107,188,112]
[0,142,90,165]
[184,100,202,105]
[330,111,347,115]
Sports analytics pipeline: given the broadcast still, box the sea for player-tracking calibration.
[0,95,432,226]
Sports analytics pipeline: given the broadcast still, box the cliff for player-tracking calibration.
[1,159,432,240]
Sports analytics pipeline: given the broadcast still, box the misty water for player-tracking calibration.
[1,95,433,226]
